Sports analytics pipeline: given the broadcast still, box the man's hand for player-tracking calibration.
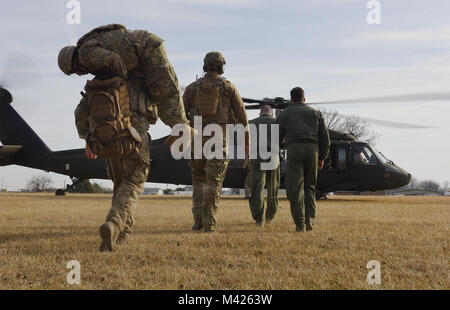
[85,143,97,160]
[318,160,324,171]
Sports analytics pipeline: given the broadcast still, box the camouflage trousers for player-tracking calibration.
[106,132,150,235]
[189,158,229,230]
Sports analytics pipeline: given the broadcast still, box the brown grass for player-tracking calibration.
[0,193,448,290]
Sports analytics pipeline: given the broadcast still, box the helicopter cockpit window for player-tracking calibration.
[353,146,377,165]
[373,148,390,165]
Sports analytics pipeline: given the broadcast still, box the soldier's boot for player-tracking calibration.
[203,225,216,233]
[192,219,203,231]
[306,218,314,231]
[99,221,120,252]
[296,226,306,233]
[116,227,132,245]
[255,221,264,229]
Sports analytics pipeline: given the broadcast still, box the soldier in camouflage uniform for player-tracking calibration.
[58,24,189,251]
[277,87,330,232]
[248,105,280,228]
[183,52,249,232]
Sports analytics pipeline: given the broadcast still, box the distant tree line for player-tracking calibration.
[23,174,112,193]
[67,179,107,193]
[320,109,380,145]
[408,177,448,193]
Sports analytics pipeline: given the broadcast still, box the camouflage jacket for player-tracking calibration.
[182,71,249,146]
[74,24,188,138]
[277,102,330,161]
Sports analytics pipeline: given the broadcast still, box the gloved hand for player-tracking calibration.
[85,143,97,160]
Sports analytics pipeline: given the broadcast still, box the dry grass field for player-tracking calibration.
[0,193,448,290]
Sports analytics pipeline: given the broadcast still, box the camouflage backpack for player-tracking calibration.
[193,78,236,124]
[83,77,141,159]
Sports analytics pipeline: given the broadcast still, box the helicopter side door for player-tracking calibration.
[318,142,350,191]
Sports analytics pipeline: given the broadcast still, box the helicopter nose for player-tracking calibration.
[385,167,411,189]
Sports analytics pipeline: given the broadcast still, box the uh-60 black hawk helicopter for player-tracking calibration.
[3,85,437,198]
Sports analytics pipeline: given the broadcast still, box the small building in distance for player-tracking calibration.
[387,188,443,196]
[143,187,163,195]
[173,186,193,196]
[334,190,386,196]
[444,189,450,196]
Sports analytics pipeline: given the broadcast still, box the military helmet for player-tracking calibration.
[203,51,226,74]
[58,46,76,75]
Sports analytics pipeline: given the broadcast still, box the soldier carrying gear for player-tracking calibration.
[59,24,190,252]
[183,51,249,232]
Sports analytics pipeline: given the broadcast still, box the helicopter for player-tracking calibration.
[0,86,417,198]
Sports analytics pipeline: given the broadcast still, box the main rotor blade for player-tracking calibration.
[358,116,434,129]
[242,98,266,104]
[244,105,265,110]
[309,92,450,105]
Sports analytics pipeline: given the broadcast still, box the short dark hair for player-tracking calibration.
[260,104,273,116]
[290,87,305,102]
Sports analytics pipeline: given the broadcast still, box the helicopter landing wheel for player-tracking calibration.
[55,189,66,196]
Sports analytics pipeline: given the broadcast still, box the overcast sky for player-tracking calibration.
[0,0,449,190]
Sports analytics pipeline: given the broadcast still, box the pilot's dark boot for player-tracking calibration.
[99,221,120,252]
[192,219,203,231]
[306,218,314,231]
[296,226,306,233]
[255,221,264,229]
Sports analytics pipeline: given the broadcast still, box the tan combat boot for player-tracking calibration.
[99,221,120,252]
[203,226,216,233]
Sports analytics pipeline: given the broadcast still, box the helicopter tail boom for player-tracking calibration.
[0,88,51,167]
[0,145,22,166]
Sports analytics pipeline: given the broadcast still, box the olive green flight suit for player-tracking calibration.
[277,102,330,231]
[242,159,251,199]
[248,115,280,226]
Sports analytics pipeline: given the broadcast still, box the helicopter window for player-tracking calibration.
[373,148,390,165]
[353,146,377,165]
[337,148,347,169]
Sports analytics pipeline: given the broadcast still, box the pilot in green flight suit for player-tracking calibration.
[277,87,330,232]
[248,105,280,228]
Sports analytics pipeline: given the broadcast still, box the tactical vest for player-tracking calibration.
[191,77,236,125]
[126,80,158,129]
[84,77,142,159]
